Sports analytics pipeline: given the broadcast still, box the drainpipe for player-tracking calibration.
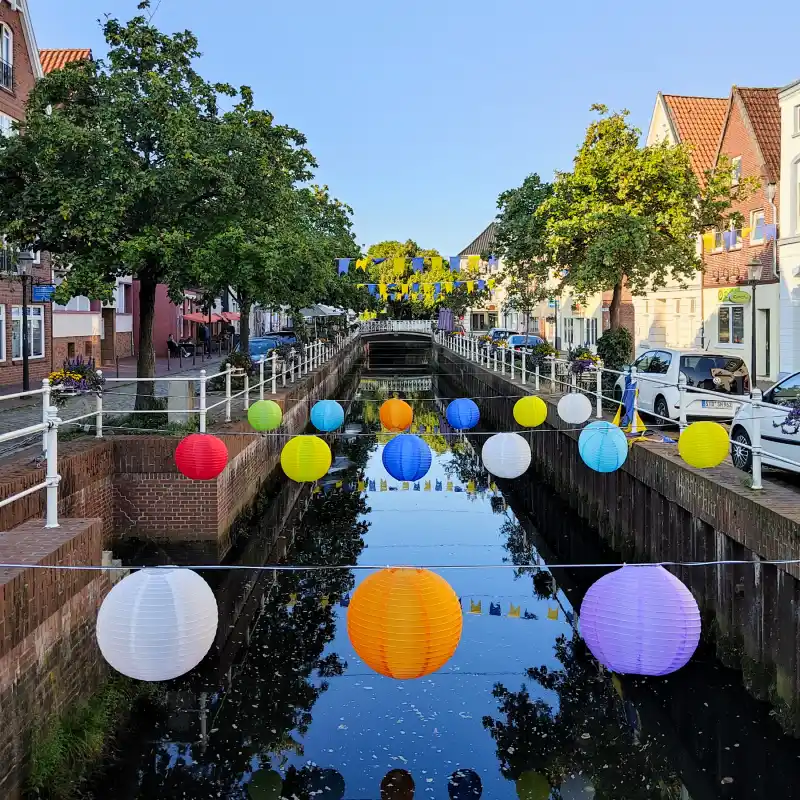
[767,183,778,278]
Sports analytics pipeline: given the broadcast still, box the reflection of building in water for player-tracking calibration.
[360,376,433,393]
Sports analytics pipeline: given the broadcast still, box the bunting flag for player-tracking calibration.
[380,479,388,491]
[392,257,405,275]
[467,255,479,271]
[488,255,498,267]
[424,480,431,491]
[443,281,453,293]
[446,481,453,491]
[449,256,461,273]
[702,232,715,251]
[356,258,369,271]
[337,258,352,274]
[508,604,521,618]
[412,257,424,273]
[320,595,330,608]
[401,481,409,491]
[430,256,443,271]
[547,607,559,621]
[764,223,777,241]
[469,600,482,615]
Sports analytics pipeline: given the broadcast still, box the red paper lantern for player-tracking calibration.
[175,434,228,480]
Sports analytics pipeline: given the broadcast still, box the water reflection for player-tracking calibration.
[94,371,800,799]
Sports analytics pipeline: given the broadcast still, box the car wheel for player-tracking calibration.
[653,395,671,425]
[730,427,753,472]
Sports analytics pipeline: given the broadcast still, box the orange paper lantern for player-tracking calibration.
[347,568,463,679]
[379,399,413,432]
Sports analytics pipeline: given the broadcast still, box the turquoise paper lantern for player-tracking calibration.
[578,420,628,473]
[446,398,480,430]
[311,400,345,432]
[382,434,432,481]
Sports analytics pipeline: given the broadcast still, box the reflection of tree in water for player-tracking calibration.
[444,441,490,492]
[482,635,683,799]
[498,513,555,599]
[115,489,369,799]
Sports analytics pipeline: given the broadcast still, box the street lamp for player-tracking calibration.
[745,256,761,392]
[17,249,35,392]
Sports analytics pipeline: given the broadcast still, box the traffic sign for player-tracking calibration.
[32,284,56,302]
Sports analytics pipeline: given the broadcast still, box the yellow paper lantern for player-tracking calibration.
[380,399,414,432]
[280,435,332,482]
[513,396,548,428]
[347,568,462,679]
[678,421,729,468]
[516,771,550,800]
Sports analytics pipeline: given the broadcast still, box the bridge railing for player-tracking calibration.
[436,330,800,491]
[359,319,433,334]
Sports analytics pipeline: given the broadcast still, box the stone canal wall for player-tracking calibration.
[435,344,800,733]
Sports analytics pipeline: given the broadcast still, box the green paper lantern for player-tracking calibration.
[248,400,283,432]
[248,769,283,799]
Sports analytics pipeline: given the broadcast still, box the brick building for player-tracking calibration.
[0,0,52,389]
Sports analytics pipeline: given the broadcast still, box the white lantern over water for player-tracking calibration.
[481,432,531,479]
[557,392,592,425]
[97,568,218,681]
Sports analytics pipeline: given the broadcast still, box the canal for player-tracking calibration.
[94,361,800,799]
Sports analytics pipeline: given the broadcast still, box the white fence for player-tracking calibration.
[0,331,357,528]
[437,330,800,491]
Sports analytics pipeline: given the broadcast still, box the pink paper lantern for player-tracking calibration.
[580,565,700,676]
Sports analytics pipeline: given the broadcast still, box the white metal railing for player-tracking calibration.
[0,330,360,527]
[436,330,800,491]
[359,376,433,392]
[360,319,433,334]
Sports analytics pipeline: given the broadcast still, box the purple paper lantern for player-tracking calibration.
[580,565,700,676]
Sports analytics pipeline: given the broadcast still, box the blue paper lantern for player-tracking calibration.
[382,434,432,481]
[578,420,628,473]
[446,398,480,430]
[448,768,483,798]
[310,400,345,432]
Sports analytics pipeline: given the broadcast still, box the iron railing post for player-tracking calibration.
[751,387,763,490]
[595,360,603,419]
[271,352,278,395]
[259,356,265,401]
[95,370,103,438]
[225,363,232,422]
[41,378,50,455]
[677,372,688,433]
[199,370,207,432]
[45,405,61,528]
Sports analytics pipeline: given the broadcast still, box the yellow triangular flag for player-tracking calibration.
[446,481,453,491]
[320,595,330,608]
[356,258,369,271]
[702,232,715,251]
[393,257,405,275]
[469,600,482,615]
[487,278,496,289]
[742,226,751,239]
[508,604,521,618]
[313,486,321,495]
[547,607,559,621]
[401,481,409,491]
[357,480,365,491]
[424,480,431,491]
[400,283,409,294]
[467,254,480,271]
[335,480,343,489]
[430,256,443,271]
[380,479,388,491]
[287,593,298,609]
[490,482,498,493]
[411,423,419,433]
[467,481,476,493]
[443,281,453,293]
[466,280,475,293]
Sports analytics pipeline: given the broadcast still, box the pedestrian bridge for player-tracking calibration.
[358,320,433,341]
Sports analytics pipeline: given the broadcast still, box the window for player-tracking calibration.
[770,374,800,406]
[633,352,654,372]
[67,342,75,358]
[731,156,742,186]
[0,112,13,137]
[11,306,45,359]
[0,304,4,361]
[54,295,90,312]
[712,229,724,252]
[718,305,745,345]
[648,351,672,374]
[587,317,598,345]
[689,298,696,314]
[680,355,749,393]
[0,23,12,91]
[750,209,765,243]
[564,317,574,345]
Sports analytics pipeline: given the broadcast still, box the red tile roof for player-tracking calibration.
[662,95,728,179]
[39,49,92,75]
[735,87,781,183]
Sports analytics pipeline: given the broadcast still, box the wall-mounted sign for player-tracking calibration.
[548,298,558,308]
[32,284,56,302]
[718,287,751,304]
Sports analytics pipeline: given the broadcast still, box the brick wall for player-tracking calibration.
[114,330,133,358]
[0,1,37,122]
[52,334,101,365]
[0,519,110,800]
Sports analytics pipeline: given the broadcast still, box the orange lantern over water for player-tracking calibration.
[379,399,413,432]
[347,568,463,679]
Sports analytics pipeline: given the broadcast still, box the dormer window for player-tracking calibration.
[0,22,12,91]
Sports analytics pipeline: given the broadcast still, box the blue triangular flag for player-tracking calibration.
[449,256,461,273]
[337,258,351,274]
[722,230,734,251]
[477,279,486,290]
[372,258,386,265]
[454,281,463,288]
[412,257,424,273]
[488,255,497,267]
[369,480,376,491]
[340,594,351,607]
[413,482,421,491]
[412,282,419,292]
[454,486,464,493]
[435,480,443,491]
[764,223,777,241]
[489,602,501,617]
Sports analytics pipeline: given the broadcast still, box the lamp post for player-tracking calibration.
[17,250,35,392]
[745,257,761,391]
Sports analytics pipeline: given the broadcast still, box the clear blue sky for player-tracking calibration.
[30,0,800,255]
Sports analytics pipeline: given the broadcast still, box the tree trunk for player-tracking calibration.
[239,295,252,355]
[609,281,622,330]
[135,274,158,411]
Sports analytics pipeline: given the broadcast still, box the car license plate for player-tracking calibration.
[701,400,732,409]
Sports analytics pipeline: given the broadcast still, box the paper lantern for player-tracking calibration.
[578,421,628,473]
[580,565,700,676]
[306,768,345,800]
[311,399,345,432]
[448,769,482,798]
[281,435,332,482]
[678,421,729,468]
[380,398,413,432]
[381,769,415,800]
[516,771,550,800]
[247,400,283,432]
[347,568,463,679]
[557,392,592,425]
[481,433,531,479]
[96,568,218,681]
[382,434,432,481]
[513,396,547,428]
[446,398,480,430]
[248,770,283,799]
[175,433,228,480]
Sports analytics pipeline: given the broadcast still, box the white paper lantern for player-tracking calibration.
[97,568,218,681]
[557,392,592,425]
[481,432,531,479]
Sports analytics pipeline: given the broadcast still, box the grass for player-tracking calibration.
[26,676,159,799]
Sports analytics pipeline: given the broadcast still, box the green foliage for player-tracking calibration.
[596,326,632,370]
[27,675,158,799]
[493,173,554,327]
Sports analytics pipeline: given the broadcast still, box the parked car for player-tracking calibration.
[730,371,800,473]
[613,349,750,421]
[486,328,516,342]
[248,336,283,359]
[506,334,546,352]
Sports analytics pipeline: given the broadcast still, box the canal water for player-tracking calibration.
[96,365,800,800]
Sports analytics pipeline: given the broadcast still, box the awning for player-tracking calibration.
[221,311,240,322]
[183,312,224,324]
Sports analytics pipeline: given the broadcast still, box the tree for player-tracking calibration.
[541,105,758,330]
[0,3,311,407]
[365,240,489,320]
[493,174,554,333]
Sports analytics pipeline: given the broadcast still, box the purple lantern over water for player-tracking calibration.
[580,565,701,676]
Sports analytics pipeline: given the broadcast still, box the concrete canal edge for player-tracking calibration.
[0,338,364,799]
[434,343,800,735]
